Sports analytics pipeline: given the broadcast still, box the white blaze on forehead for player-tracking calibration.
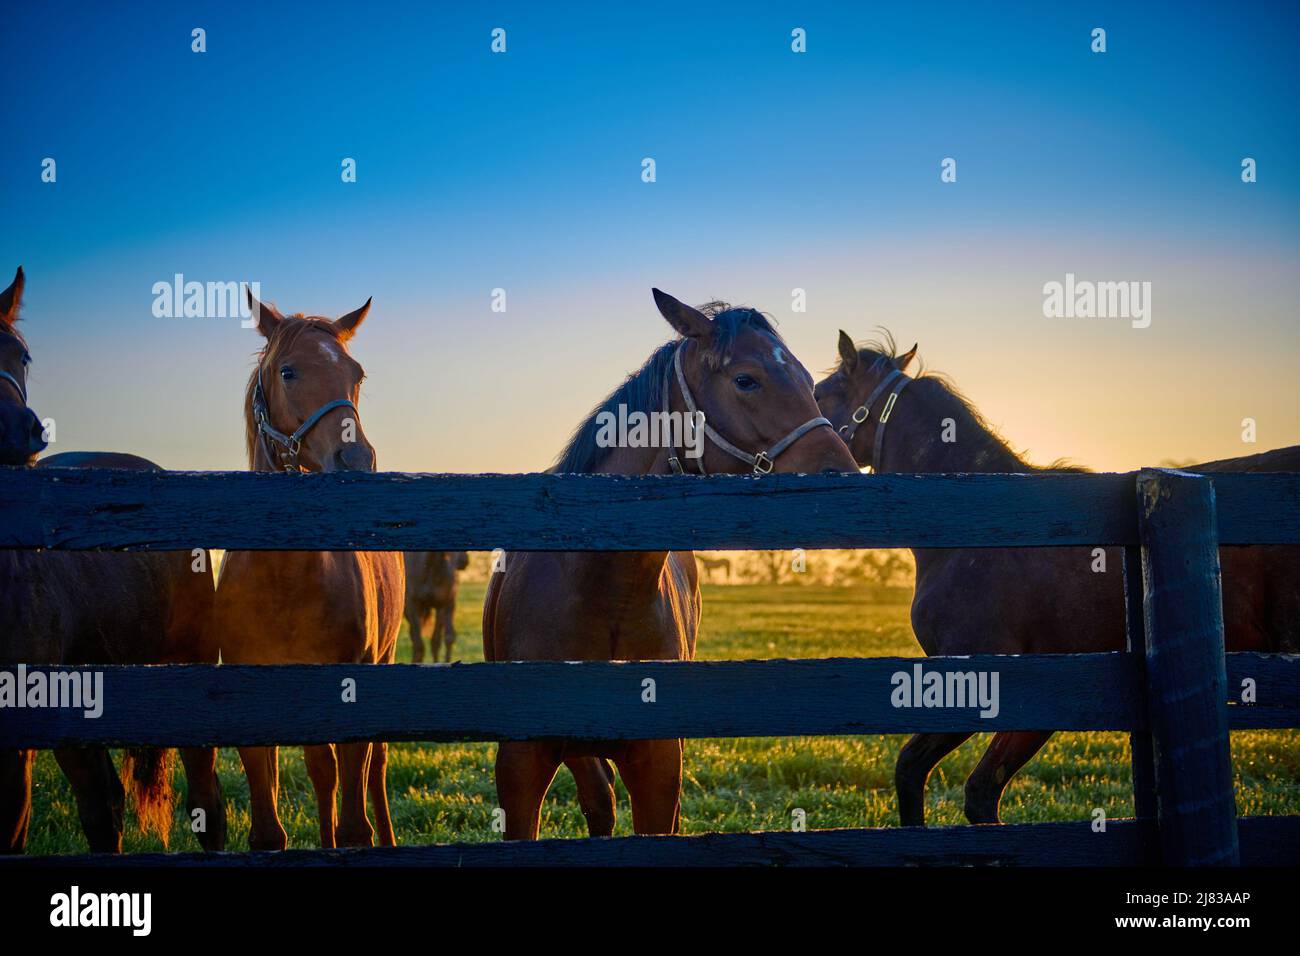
[773,346,787,366]
[317,338,342,364]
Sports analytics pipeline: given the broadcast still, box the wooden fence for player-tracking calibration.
[1,467,1297,867]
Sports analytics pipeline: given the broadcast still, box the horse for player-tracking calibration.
[482,289,858,840]
[0,267,225,854]
[694,554,732,583]
[0,268,45,467]
[213,291,404,850]
[404,551,469,662]
[815,329,1300,826]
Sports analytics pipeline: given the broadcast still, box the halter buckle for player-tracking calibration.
[851,405,869,424]
[752,452,774,475]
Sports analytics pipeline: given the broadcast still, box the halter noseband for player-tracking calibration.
[838,366,912,473]
[252,363,357,473]
[664,340,834,476]
[0,370,26,404]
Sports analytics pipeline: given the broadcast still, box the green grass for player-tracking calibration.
[22,583,1300,854]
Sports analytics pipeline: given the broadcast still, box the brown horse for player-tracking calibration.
[404,551,469,663]
[0,268,225,854]
[815,330,1300,826]
[483,290,857,840]
[213,291,404,850]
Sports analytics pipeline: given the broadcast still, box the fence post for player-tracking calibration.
[1122,545,1158,822]
[1136,468,1238,865]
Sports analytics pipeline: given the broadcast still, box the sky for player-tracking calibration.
[3,1,1297,473]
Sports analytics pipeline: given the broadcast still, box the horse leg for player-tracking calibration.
[436,606,456,662]
[53,747,124,853]
[367,741,396,846]
[237,745,287,850]
[895,732,974,827]
[615,738,682,835]
[964,731,1053,824]
[565,757,616,837]
[303,744,338,848]
[178,746,226,851]
[0,749,35,854]
[495,741,560,840]
[407,608,426,664]
[335,741,375,847]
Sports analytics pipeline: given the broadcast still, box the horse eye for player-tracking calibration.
[279,365,295,381]
[733,374,760,392]
[20,352,31,367]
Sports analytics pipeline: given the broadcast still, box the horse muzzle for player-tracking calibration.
[0,403,47,466]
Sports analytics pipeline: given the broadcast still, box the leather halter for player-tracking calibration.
[251,363,357,473]
[837,367,912,472]
[663,340,834,476]
[0,370,26,404]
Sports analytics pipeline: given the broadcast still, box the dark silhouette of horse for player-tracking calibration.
[483,290,857,840]
[0,268,45,467]
[214,291,404,851]
[404,551,469,662]
[816,329,1300,826]
[0,268,225,854]
[694,554,732,583]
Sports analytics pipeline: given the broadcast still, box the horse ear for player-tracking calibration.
[896,343,918,372]
[837,330,858,371]
[0,266,25,324]
[652,288,712,339]
[246,289,284,339]
[333,297,372,342]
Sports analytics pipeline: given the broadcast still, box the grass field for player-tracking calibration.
[23,582,1300,854]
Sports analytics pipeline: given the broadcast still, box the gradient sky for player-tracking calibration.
[4,1,1297,472]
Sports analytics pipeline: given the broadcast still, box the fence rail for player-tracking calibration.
[2,468,1298,551]
[2,467,1298,867]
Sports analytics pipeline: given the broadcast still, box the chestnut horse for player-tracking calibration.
[0,267,225,854]
[815,330,1300,826]
[483,290,857,839]
[404,551,469,663]
[214,292,404,850]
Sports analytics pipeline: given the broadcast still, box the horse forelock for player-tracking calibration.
[242,316,346,468]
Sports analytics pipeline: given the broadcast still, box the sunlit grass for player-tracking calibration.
[22,582,1299,854]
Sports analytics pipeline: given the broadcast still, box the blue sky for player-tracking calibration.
[4,1,1297,470]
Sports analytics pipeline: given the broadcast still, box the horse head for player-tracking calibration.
[0,267,48,467]
[244,289,378,473]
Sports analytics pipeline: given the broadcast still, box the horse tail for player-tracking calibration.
[120,747,176,848]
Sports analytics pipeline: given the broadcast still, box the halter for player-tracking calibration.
[837,366,912,473]
[663,340,834,476]
[0,370,26,404]
[251,363,357,473]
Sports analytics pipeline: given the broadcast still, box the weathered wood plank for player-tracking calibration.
[1208,472,1300,545]
[1225,653,1300,729]
[0,469,1143,550]
[1137,469,1239,866]
[0,820,1159,868]
[0,654,1146,749]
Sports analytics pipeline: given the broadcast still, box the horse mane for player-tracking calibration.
[551,303,784,474]
[841,330,1091,474]
[242,313,342,468]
